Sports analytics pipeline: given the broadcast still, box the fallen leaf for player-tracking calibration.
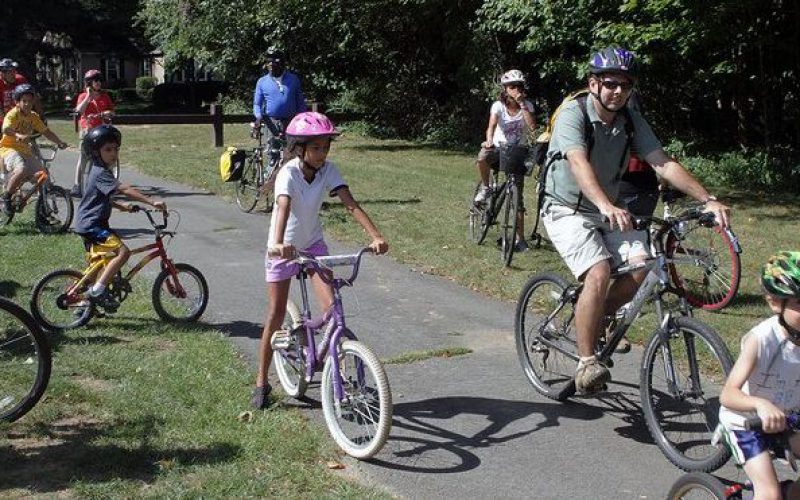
[326,461,346,470]
[237,411,254,423]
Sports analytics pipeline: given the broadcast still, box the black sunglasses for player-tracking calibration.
[600,79,634,92]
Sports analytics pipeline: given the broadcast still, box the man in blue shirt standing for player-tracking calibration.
[252,49,306,138]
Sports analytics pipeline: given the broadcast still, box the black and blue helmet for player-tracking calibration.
[589,47,638,79]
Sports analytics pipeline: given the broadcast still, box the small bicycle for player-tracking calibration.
[30,207,209,331]
[661,188,742,311]
[0,137,73,233]
[467,144,537,267]
[235,121,285,213]
[269,247,392,460]
[667,414,800,499]
[0,296,51,422]
[515,208,734,472]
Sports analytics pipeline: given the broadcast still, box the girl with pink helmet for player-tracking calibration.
[251,111,389,409]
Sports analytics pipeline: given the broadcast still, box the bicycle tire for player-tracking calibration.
[515,273,578,401]
[273,300,308,398]
[501,182,519,267]
[666,472,727,500]
[35,185,73,234]
[667,222,741,311]
[468,182,486,244]
[261,157,281,212]
[640,316,733,472]
[30,268,94,332]
[151,263,209,323]
[235,156,260,213]
[0,297,51,422]
[321,339,392,459]
[112,158,120,180]
[0,178,15,227]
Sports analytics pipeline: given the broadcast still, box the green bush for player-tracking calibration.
[136,76,157,100]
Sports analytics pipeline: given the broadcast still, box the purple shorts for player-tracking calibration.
[265,240,329,282]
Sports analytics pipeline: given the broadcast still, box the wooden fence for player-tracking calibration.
[75,103,323,147]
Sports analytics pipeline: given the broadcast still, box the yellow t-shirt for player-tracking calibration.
[0,107,48,158]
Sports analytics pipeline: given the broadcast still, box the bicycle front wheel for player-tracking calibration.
[667,222,741,311]
[515,273,578,401]
[321,339,392,459]
[0,297,51,422]
[666,472,727,500]
[235,156,260,213]
[273,300,308,398]
[31,268,94,332]
[35,185,73,234]
[501,182,519,267]
[467,182,487,244]
[152,263,209,322]
[640,317,733,472]
[112,158,121,180]
[0,178,15,227]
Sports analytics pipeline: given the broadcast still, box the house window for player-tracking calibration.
[141,58,152,77]
[102,57,120,82]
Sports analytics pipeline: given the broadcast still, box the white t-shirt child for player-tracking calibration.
[267,157,347,250]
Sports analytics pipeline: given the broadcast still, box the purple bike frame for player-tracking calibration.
[292,247,372,403]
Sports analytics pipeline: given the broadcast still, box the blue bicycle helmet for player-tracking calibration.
[12,83,35,101]
[589,47,638,80]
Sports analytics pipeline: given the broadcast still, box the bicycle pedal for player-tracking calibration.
[270,329,291,350]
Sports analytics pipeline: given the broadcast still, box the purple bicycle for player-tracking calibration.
[269,247,392,459]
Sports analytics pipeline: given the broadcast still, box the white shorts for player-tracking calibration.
[2,151,43,179]
[542,202,650,279]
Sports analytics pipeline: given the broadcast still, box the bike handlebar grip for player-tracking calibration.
[130,205,141,213]
[744,417,763,430]
[266,247,282,258]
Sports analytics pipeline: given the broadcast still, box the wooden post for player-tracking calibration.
[211,103,223,147]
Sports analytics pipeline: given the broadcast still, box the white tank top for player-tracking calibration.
[719,316,800,430]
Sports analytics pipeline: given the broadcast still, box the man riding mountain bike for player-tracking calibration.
[540,46,731,393]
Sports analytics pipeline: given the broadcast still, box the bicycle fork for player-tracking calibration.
[656,314,703,400]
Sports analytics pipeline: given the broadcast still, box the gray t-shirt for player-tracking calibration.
[544,94,662,212]
[75,162,120,234]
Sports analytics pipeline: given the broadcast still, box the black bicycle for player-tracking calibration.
[235,121,285,213]
[515,208,734,472]
[0,296,51,422]
[468,144,532,267]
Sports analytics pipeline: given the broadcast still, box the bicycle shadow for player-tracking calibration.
[214,319,263,340]
[0,280,23,299]
[0,415,238,492]
[126,185,215,199]
[368,396,604,473]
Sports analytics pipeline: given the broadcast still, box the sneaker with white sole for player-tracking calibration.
[473,185,492,204]
[575,357,611,393]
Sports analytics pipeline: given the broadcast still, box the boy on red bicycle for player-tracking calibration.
[74,125,165,311]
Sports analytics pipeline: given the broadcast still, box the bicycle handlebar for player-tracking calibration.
[129,205,170,230]
[266,246,375,285]
[745,413,800,431]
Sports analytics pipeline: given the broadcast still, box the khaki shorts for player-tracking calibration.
[2,151,43,179]
[542,203,650,279]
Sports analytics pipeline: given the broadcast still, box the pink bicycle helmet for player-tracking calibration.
[286,112,340,142]
[84,69,102,81]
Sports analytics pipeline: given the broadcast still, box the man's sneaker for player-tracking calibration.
[69,184,82,198]
[575,357,611,393]
[1,196,13,216]
[514,239,530,253]
[88,290,119,312]
[473,185,491,204]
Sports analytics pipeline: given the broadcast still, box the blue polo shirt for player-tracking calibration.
[252,70,307,121]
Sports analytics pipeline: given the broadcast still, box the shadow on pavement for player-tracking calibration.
[369,396,604,473]
[128,185,215,198]
[215,319,263,340]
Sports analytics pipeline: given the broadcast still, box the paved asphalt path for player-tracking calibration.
[48,149,745,499]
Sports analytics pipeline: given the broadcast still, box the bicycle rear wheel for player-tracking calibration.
[666,472,727,500]
[640,317,733,472]
[468,182,487,244]
[0,297,51,422]
[273,300,308,398]
[321,339,392,459]
[501,182,519,267]
[515,273,578,401]
[235,156,260,213]
[31,268,94,332]
[0,178,14,227]
[151,263,209,322]
[667,222,741,311]
[35,185,73,234]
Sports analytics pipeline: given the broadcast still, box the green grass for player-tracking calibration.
[383,347,473,365]
[45,117,798,355]
[0,209,386,498]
